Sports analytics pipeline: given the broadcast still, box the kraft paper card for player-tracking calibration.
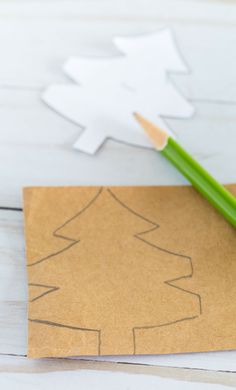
[23,185,236,358]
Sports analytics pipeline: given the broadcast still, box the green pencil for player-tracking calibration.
[134,112,236,228]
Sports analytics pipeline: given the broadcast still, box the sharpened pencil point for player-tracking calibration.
[133,113,169,151]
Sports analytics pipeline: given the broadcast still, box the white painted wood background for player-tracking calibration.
[0,0,236,388]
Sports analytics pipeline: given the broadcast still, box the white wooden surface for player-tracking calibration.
[1,0,236,388]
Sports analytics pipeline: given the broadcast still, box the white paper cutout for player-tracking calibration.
[43,29,194,154]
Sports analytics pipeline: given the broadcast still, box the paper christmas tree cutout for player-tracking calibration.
[28,187,201,356]
[42,29,194,154]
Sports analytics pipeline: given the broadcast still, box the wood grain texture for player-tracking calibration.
[0,0,236,387]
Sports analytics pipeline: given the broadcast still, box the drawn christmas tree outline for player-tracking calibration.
[42,28,194,154]
[28,187,202,355]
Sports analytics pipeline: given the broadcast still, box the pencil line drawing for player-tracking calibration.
[29,283,60,302]
[28,187,202,355]
[28,187,103,267]
[28,319,101,354]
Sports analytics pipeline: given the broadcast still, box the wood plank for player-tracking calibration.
[0,0,236,22]
[0,0,235,102]
[0,210,27,356]
[0,355,236,388]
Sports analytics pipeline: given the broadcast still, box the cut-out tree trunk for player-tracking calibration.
[29,187,200,355]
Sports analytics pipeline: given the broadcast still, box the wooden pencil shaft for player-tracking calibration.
[161,137,236,227]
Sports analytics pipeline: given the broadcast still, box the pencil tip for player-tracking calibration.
[133,112,169,151]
